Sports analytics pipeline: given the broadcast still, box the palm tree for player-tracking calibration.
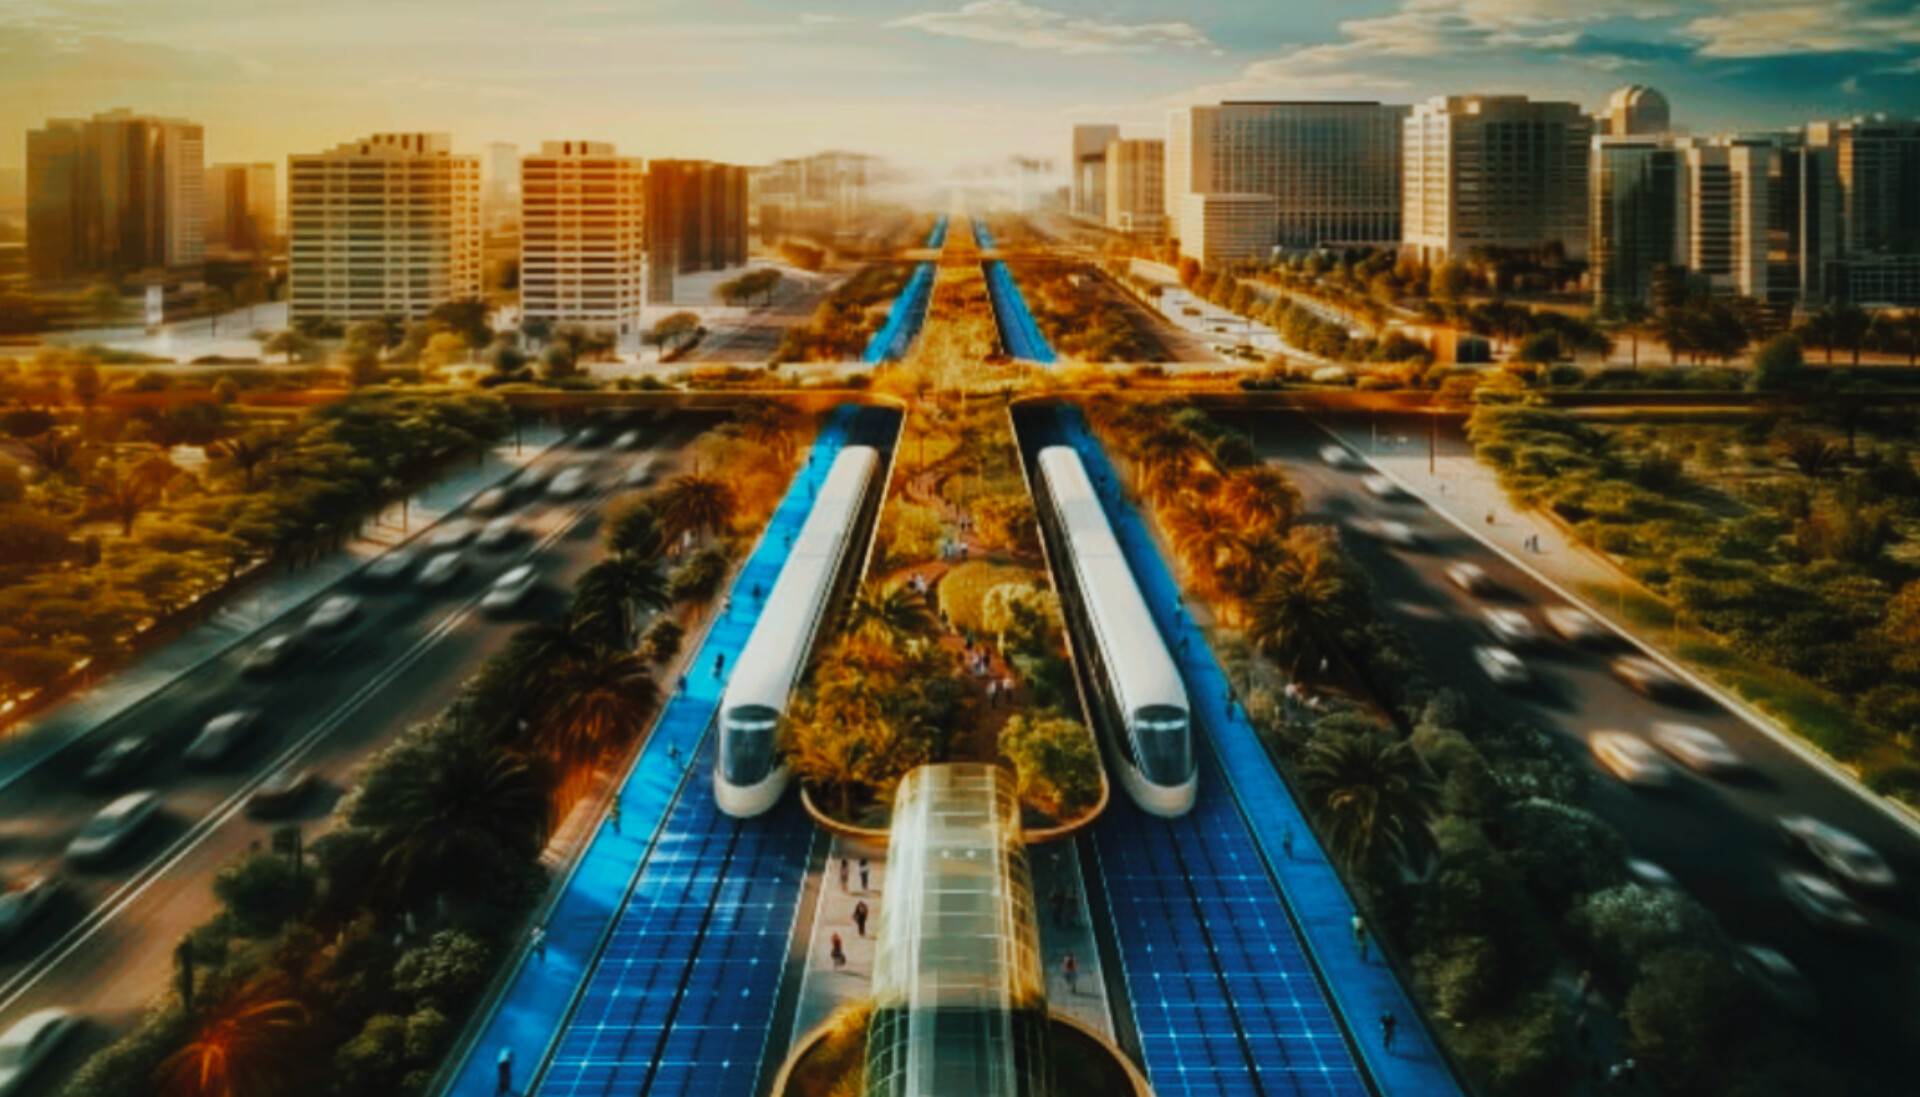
[605,500,667,562]
[571,555,669,650]
[162,973,309,1097]
[1298,725,1438,878]
[540,648,660,772]
[658,473,739,547]
[1219,466,1301,534]
[733,403,799,465]
[1164,497,1237,594]
[782,701,875,820]
[1135,424,1200,493]
[1776,431,1842,479]
[209,431,283,491]
[844,582,935,645]
[1832,305,1873,367]
[90,455,177,536]
[1247,541,1358,679]
[1797,308,1838,364]
[1603,299,1652,369]
[362,742,547,909]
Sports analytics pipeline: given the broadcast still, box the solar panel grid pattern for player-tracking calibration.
[537,741,812,1097]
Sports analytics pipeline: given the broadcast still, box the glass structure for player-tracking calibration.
[865,764,1052,1097]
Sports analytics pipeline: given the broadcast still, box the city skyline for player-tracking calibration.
[5,0,1919,180]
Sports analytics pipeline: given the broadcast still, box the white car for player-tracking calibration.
[622,458,659,487]
[1362,473,1405,499]
[1780,869,1870,932]
[242,632,302,677]
[1544,605,1609,646]
[1650,723,1743,776]
[612,429,643,451]
[416,551,467,590]
[1735,944,1818,1018]
[424,518,477,550]
[185,709,262,765]
[467,487,511,516]
[363,547,419,584]
[0,1008,77,1096]
[1588,730,1675,789]
[305,594,362,635]
[547,466,589,499]
[481,565,539,615]
[1625,858,1679,891]
[1778,815,1897,889]
[475,516,521,552]
[1446,562,1494,596]
[1473,645,1530,688]
[1374,521,1420,549]
[1319,444,1361,469]
[1482,608,1538,648]
[67,791,161,865]
[1610,655,1689,701]
[0,876,56,946]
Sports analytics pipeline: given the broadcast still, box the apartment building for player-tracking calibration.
[1403,95,1592,267]
[519,141,646,338]
[645,160,748,306]
[1104,138,1166,239]
[1070,124,1121,221]
[27,108,205,285]
[287,132,480,323]
[204,162,277,256]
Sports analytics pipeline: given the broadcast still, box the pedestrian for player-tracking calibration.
[1281,825,1294,861]
[753,582,764,601]
[839,856,850,892]
[853,900,870,937]
[987,679,999,707]
[531,924,546,961]
[723,594,733,617]
[714,651,726,678]
[1351,914,1369,962]
[676,673,688,695]
[1379,1011,1397,1051]
[859,857,871,891]
[496,1046,514,1096]
[1062,952,1080,993]
[830,932,846,969]
[609,799,622,835]
[668,740,684,768]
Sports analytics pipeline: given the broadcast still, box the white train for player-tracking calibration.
[1036,445,1196,817]
[715,445,881,818]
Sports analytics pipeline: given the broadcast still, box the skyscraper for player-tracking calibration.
[1166,102,1407,264]
[1805,116,1920,258]
[1403,95,1592,267]
[1070,124,1120,220]
[1104,138,1165,239]
[26,108,205,285]
[204,162,277,255]
[287,133,480,322]
[1591,137,1686,307]
[645,160,748,305]
[520,141,646,338]
[1600,85,1673,138]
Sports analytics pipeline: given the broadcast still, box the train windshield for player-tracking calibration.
[1131,705,1192,786]
[721,705,782,786]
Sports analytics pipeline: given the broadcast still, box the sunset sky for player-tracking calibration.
[5,0,1918,179]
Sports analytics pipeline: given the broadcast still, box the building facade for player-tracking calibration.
[1167,101,1406,264]
[645,159,748,305]
[753,150,875,240]
[1104,138,1165,239]
[204,162,276,256]
[26,108,205,285]
[1403,95,1592,267]
[1591,137,1686,307]
[1178,193,1280,267]
[1070,124,1120,221]
[1806,116,1920,260]
[287,132,480,323]
[483,141,520,232]
[518,141,646,338]
[1599,85,1672,138]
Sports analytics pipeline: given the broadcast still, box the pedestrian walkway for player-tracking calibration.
[1036,405,1464,1097]
[0,424,565,795]
[438,406,882,1097]
[1030,840,1114,1039]
[789,835,888,1042]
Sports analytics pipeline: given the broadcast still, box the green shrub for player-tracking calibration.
[937,562,1033,633]
[999,711,1102,818]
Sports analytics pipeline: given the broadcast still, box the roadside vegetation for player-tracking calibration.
[772,265,913,364]
[1002,256,1161,364]
[57,412,809,1097]
[1085,398,1859,1097]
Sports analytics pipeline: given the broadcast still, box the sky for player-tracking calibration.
[4,0,1918,182]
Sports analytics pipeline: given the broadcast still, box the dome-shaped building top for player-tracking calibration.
[1605,85,1672,136]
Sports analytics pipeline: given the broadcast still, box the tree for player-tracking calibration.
[84,282,130,326]
[1831,305,1873,367]
[209,432,282,491]
[212,850,315,937]
[538,647,660,772]
[844,582,935,645]
[1297,720,1438,878]
[1513,330,1560,366]
[1431,261,1471,302]
[782,700,884,819]
[428,298,493,358]
[161,973,309,1097]
[540,343,579,381]
[640,617,685,665]
[68,358,102,424]
[486,340,527,377]
[650,311,703,351]
[604,499,667,562]
[421,331,468,374]
[1220,465,1300,534]
[1247,535,1358,678]
[1775,430,1842,479]
[89,456,177,536]
[264,330,316,364]
[570,554,669,650]
[354,737,547,909]
[1748,334,1804,392]
[999,712,1101,818]
[657,474,739,545]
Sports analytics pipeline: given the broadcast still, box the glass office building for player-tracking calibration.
[865,764,1051,1097]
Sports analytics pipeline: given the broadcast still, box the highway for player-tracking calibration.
[1221,409,1920,1087]
[0,411,717,1088]
[680,268,842,365]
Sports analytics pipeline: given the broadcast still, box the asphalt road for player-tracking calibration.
[1222,409,1920,1088]
[0,411,719,1091]
[680,269,843,365]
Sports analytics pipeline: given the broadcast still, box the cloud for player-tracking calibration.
[888,1,1217,56]
[801,12,853,24]
[1683,2,1920,58]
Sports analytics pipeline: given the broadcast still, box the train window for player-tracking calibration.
[721,706,780,785]
[1133,707,1192,785]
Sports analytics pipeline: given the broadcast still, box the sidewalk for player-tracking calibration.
[789,835,888,1042]
[1030,840,1113,1039]
[0,424,565,795]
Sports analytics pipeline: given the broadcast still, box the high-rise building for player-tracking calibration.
[1600,85,1672,138]
[1403,95,1592,267]
[1591,137,1686,307]
[645,160,748,305]
[753,151,875,239]
[204,162,277,255]
[1178,193,1280,266]
[287,133,480,323]
[1104,138,1165,239]
[1070,124,1120,220]
[519,141,646,338]
[1166,102,1407,264]
[26,108,205,285]
[484,142,520,231]
[1805,116,1920,259]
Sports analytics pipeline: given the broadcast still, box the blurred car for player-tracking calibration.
[1544,605,1610,646]
[184,709,262,766]
[467,487,511,517]
[0,1008,78,1096]
[1780,869,1871,932]
[362,547,419,585]
[248,767,316,817]
[475,516,521,552]
[67,791,161,865]
[509,466,552,499]
[415,551,467,590]
[547,466,589,499]
[84,735,159,787]
[424,518,476,551]
[1588,730,1675,789]
[305,594,362,635]
[1778,815,1896,890]
[0,876,56,946]
[570,424,607,448]
[1362,473,1405,499]
[1373,521,1421,549]
[1319,444,1362,469]
[1482,608,1538,648]
[481,565,539,615]
[622,458,659,487]
[1473,645,1530,688]
[1609,655,1690,701]
[612,429,643,451]
[1446,562,1494,596]
[1649,722,1743,776]
[243,632,303,677]
[1625,858,1679,891]
[1735,944,1819,1018]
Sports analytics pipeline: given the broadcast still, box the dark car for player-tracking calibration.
[248,768,316,817]
[84,735,160,787]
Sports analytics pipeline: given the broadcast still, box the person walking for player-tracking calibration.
[1351,914,1369,963]
[1281,825,1294,861]
[853,900,870,938]
[608,799,622,836]
[839,856,850,892]
[676,673,688,695]
[859,857,871,891]
[987,679,999,707]
[713,651,726,678]
[830,932,846,970]
[496,1047,515,1095]
[668,741,683,769]
[530,924,546,962]
[1062,952,1079,994]
[1379,1011,1397,1051]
